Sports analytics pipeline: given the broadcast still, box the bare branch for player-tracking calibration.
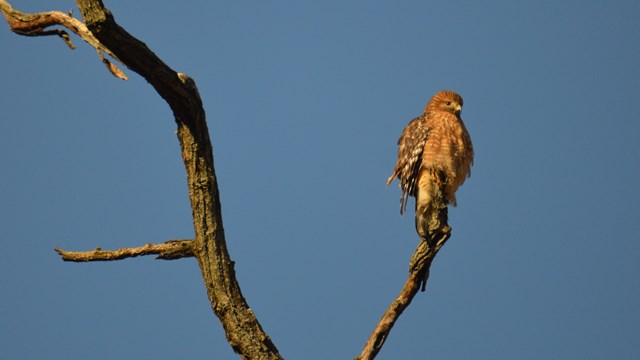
[0,0,127,79]
[69,1,280,358]
[54,240,195,262]
[3,0,282,356]
[357,179,452,360]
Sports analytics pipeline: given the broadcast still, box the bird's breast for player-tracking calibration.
[422,115,472,186]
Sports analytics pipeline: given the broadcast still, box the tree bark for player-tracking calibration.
[72,2,282,358]
[54,240,194,262]
[1,1,282,358]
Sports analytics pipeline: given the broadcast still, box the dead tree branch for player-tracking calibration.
[1,1,281,359]
[0,0,126,79]
[356,176,452,360]
[54,240,195,262]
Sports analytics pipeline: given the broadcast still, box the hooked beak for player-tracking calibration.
[454,104,462,113]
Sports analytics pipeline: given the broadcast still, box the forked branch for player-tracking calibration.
[1,1,282,359]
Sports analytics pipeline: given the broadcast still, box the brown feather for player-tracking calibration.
[388,90,473,214]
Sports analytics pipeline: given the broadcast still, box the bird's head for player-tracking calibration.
[425,90,464,115]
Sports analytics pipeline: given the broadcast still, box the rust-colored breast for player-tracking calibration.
[422,111,474,199]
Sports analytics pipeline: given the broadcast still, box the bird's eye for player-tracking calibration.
[445,101,451,106]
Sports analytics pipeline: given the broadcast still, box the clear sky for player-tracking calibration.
[2,0,639,359]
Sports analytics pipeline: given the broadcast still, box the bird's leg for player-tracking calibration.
[415,205,431,241]
[415,176,435,242]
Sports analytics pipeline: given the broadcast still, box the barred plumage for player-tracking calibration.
[386,115,431,214]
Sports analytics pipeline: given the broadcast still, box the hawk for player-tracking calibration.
[387,90,474,239]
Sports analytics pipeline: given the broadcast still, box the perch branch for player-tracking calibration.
[0,0,127,79]
[356,177,452,360]
[54,240,195,262]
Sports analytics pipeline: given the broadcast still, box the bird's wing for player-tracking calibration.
[387,115,431,215]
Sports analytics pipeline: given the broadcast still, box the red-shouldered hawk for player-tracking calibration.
[387,90,473,239]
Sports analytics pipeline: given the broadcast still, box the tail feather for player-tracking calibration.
[386,172,396,187]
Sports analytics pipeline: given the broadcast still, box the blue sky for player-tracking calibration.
[2,0,639,359]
